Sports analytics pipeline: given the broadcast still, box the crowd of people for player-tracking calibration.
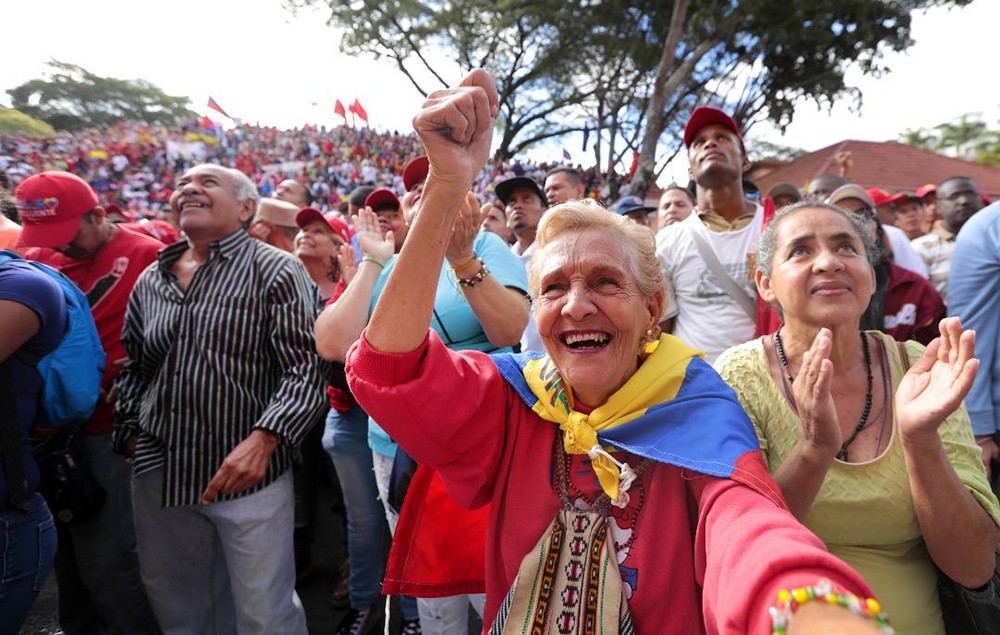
[1,68,998,635]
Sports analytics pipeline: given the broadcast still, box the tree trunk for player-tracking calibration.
[630,0,690,198]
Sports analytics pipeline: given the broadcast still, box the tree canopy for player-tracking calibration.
[7,61,195,131]
[290,0,971,194]
[902,113,1000,167]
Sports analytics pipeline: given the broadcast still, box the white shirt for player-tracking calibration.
[884,224,929,279]
[656,208,764,364]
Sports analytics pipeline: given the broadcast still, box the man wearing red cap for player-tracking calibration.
[16,171,162,634]
[893,192,927,241]
[655,106,763,363]
[916,184,938,233]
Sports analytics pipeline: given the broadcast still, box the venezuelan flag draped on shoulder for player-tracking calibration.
[493,333,781,503]
[383,333,783,599]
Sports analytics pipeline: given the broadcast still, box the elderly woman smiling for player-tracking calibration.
[715,201,1000,635]
[345,71,888,634]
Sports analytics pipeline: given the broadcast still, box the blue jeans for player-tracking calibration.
[0,493,57,635]
[55,432,159,634]
[322,406,388,611]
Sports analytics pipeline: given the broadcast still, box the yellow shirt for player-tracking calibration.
[715,332,1000,635]
[696,207,756,231]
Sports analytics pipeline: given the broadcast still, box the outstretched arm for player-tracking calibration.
[897,317,1000,587]
[314,206,395,361]
[365,69,499,354]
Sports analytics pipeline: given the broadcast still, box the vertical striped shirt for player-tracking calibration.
[113,229,327,507]
[911,225,956,303]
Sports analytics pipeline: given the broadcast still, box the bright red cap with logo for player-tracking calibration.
[866,188,907,207]
[15,171,99,248]
[683,106,744,150]
[295,207,353,244]
[403,156,429,192]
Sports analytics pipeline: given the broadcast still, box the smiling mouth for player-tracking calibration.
[560,331,612,350]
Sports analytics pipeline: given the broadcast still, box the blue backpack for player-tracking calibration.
[0,250,106,428]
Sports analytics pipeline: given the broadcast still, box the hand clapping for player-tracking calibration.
[896,317,979,440]
[353,206,395,264]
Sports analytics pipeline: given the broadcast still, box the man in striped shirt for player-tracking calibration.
[113,164,327,634]
[911,175,985,304]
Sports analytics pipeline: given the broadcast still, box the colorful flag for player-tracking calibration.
[350,98,369,123]
[206,96,231,119]
[334,99,347,120]
[562,148,572,161]
[201,115,214,130]
[629,150,640,177]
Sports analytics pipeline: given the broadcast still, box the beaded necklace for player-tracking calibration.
[772,329,874,462]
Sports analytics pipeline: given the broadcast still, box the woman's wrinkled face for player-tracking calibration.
[758,208,875,329]
[534,229,662,407]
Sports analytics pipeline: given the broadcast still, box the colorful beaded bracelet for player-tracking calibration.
[456,259,490,288]
[769,579,894,635]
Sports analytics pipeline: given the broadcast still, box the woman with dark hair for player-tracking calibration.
[716,201,1000,634]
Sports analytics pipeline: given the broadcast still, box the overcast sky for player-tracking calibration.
[2,0,996,184]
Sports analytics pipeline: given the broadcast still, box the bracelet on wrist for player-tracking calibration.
[361,256,385,269]
[450,255,478,273]
[770,579,893,634]
[456,259,490,288]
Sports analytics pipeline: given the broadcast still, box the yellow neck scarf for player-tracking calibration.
[521,334,702,501]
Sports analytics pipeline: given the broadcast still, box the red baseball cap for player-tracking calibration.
[683,106,744,150]
[403,156,429,192]
[15,171,99,248]
[866,188,907,207]
[364,188,401,211]
[295,207,353,243]
[915,184,936,199]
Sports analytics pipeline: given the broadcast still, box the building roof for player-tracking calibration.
[747,139,1000,199]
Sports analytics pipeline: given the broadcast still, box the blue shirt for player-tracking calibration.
[0,260,67,509]
[367,231,528,456]
[948,203,1000,435]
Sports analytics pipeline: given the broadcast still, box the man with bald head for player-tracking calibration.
[114,164,327,634]
[274,178,313,208]
[806,174,848,201]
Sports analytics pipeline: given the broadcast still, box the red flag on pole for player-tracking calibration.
[334,99,347,120]
[349,98,369,124]
[562,148,572,161]
[201,116,214,129]
[206,96,232,119]
[628,151,640,177]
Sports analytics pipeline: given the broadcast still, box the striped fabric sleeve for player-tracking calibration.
[112,272,148,452]
[252,260,329,447]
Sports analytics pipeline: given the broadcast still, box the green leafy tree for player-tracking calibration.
[290,0,971,188]
[7,61,195,131]
[0,107,55,136]
[934,114,988,157]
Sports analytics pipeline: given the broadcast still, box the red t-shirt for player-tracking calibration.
[26,226,164,432]
[884,262,945,345]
